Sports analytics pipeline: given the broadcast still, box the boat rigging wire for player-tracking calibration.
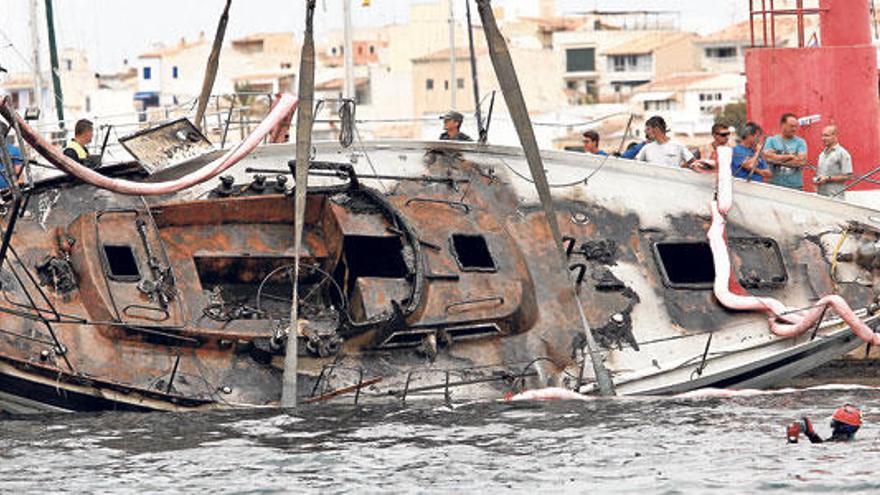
[353,123,388,194]
[495,113,632,189]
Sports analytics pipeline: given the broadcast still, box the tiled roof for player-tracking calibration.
[412,48,486,63]
[635,72,745,92]
[700,17,819,44]
[315,77,370,91]
[603,32,695,55]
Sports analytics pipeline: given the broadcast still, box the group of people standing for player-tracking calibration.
[582,113,854,200]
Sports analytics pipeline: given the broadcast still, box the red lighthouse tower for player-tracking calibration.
[745,0,880,194]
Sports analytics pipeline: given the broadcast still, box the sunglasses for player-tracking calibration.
[715,132,731,137]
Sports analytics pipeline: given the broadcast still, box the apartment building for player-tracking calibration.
[601,32,700,100]
[135,32,298,107]
[0,48,102,121]
[553,10,697,105]
[630,72,746,138]
[697,17,820,73]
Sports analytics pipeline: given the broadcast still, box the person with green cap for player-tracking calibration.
[439,111,472,142]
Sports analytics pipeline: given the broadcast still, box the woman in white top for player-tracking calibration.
[635,116,696,169]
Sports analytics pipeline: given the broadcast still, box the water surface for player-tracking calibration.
[2,388,880,493]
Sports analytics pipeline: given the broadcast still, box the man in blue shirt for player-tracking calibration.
[0,140,22,189]
[582,130,607,156]
[731,122,772,182]
[622,138,649,159]
[763,113,808,190]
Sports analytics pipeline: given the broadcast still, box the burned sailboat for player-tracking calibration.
[0,0,879,413]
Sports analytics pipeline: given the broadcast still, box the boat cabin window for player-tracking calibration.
[343,236,408,279]
[102,244,141,282]
[450,234,496,272]
[653,241,715,289]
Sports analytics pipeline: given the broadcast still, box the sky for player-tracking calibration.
[0,0,746,74]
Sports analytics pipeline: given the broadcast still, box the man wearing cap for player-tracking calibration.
[439,111,472,142]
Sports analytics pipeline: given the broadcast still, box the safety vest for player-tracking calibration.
[65,140,88,160]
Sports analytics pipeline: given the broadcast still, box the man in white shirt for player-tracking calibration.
[635,116,696,169]
[814,125,853,200]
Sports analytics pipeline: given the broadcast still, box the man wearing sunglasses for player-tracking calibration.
[696,123,731,171]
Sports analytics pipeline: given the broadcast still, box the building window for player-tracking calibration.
[705,47,738,59]
[281,62,291,69]
[566,47,596,72]
[369,45,375,54]
[85,96,91,113]
[444,80,449,90]
[172,66,179,79]
[426,79,434,90]
[608,54,651,73]
[331,47,337,55]
[644,100,674,111]
[457,78,465,89]
[356,81,372,106]
[143,67,152,80]
[64,59,73,71]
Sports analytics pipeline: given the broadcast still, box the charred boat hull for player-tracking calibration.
[0,140,878,413]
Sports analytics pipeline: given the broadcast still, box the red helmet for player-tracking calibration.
[832,404,862,427]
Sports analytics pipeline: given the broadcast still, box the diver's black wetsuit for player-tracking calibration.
[802,417,857,443]
[803,430,851,443]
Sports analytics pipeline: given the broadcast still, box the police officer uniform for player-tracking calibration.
[439,111,472,142]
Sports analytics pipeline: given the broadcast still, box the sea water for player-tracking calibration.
[2,387,880,493]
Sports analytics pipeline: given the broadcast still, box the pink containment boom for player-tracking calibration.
[505,387,591,402]
[0,94,298,196]
[709,147,880,345]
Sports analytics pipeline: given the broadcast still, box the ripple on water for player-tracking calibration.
[2,389,880,493]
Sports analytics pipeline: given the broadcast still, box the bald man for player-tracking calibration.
[815,125,853,199]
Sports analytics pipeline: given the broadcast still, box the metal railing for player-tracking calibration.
[749,0,826,48]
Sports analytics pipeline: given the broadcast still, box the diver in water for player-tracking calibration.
[786,404,862,443]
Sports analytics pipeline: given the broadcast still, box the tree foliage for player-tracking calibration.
[715,101,747,132]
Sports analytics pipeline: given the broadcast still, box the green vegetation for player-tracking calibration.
[715,101,747,132]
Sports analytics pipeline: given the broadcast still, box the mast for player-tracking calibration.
[194,0,232,132]
[29,0,44,118]
[465,0,484,141]
[475,0,616,396]
[44,0,63,125]
[448,0,456,109]
[343,0,355,99]
[282,0,317,408]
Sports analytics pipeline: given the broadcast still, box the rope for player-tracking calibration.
[830,227,849,288]
[338,99,355,148]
